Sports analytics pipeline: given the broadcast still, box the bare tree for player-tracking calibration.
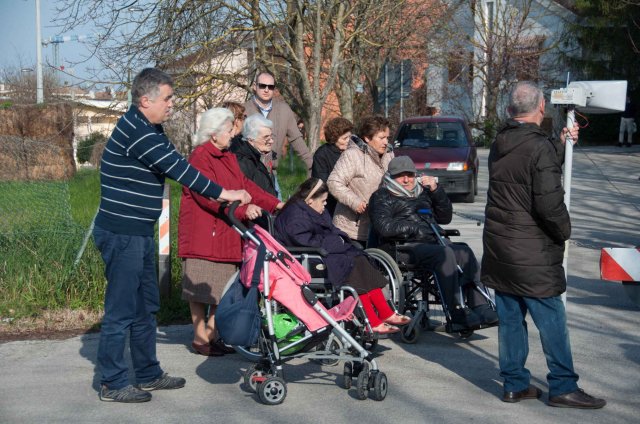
[429,0,575,140]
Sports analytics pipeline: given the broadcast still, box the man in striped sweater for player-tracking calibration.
[93,68,251,403]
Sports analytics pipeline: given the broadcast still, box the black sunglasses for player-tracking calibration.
[257,83,275,90]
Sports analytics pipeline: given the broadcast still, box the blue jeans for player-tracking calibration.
[495,291,579,397]
[93,226,163,389]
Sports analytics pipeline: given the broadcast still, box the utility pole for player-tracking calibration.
[35,0,44,104]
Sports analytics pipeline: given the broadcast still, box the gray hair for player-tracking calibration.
[507,81,543,117]
[242,114,273,140]
[194,108,234,146]
[131,68,173,107]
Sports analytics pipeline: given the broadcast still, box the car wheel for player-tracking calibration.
[463,178,475,203]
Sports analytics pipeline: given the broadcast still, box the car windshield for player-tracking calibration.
[396,122,467,148]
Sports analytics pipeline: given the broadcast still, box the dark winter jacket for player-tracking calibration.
[274,200,361,288]
[311,143,343,216]
[481,119,570,298]
[369,184,453,249]
[230,137,278,197]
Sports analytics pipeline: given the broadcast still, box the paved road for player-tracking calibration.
[1,145,639,424]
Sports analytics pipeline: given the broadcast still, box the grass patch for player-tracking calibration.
[0,152,308,332]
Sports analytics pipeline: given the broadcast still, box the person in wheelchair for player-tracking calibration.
[274,177,411,335]
[369,156,498,329]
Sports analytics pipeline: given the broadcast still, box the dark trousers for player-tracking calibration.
[495,291,579,397]
[93,226,163,389]
[411,241,484,310]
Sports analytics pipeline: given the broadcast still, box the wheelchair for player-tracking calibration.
[366,228,497,344]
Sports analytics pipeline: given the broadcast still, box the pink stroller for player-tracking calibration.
[224,202,388,405]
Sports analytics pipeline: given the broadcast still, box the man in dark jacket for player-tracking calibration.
[482,81,605,408]
[369,156,498,329]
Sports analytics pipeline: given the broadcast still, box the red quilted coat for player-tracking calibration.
[178,142,280,262]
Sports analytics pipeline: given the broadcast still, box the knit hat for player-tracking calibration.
[388,156,417,176]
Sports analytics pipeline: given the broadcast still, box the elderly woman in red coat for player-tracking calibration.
[179,107,283,356]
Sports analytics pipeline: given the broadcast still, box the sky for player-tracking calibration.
[0,0,100,86]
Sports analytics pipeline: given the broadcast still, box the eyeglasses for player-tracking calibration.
[257,83,275,91]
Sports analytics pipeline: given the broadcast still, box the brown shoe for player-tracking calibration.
[502,385,542,403]
[548,388,606,409]
[191,341,224,357]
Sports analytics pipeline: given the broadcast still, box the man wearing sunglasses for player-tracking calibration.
[245,72,313,176]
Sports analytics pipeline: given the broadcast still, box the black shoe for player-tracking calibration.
[472,304,499,325]
[450,307,482,329]
[99,385,152,403]
[503,385,542,403]
[618,143,623,147]
[548,388,606,409]
[211,339,236,354]
[625,143,632,147]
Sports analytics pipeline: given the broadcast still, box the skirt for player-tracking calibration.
[181,258,238,305]
[343,255,388,294]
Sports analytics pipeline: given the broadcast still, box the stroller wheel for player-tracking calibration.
[355,363,370,400]
[400,325,420,344]
[244,364,266,393]
[257,376,287,405]
[342,362,353,390]
[371,372,388,401]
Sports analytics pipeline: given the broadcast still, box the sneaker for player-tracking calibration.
[136,373,186,391]
[450,307,483,329]
[99,384,152,403]
[472,304,499,325]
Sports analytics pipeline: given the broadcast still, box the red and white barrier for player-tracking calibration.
[600,247,640,282]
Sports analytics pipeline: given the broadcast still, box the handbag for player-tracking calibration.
[215,241,265,347]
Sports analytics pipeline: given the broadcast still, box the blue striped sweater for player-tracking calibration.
[95,105,223,236]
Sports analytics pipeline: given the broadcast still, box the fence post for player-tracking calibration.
[158,184,171,298]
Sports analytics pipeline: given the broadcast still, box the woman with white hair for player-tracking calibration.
[230,114,278,197]
[178,108,283,356]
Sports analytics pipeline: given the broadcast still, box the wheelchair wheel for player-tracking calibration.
[365,248,404,306]
[313,333,342,366]
[400,324,420,344]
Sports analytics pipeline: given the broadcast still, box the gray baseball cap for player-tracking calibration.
[388,156,417,176]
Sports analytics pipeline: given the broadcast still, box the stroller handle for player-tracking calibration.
[222,200,249,234]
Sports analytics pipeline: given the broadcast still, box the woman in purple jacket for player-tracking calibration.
[274,177,411,334]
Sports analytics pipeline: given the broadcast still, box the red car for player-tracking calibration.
[392,115,479,203]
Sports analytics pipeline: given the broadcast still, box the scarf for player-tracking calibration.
[382,173,423,198]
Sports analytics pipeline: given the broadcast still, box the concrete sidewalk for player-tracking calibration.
[1,146,639,423]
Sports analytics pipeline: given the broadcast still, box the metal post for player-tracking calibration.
[35,0,44,104]
[158,184,171,298]
[561,106,575,305]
